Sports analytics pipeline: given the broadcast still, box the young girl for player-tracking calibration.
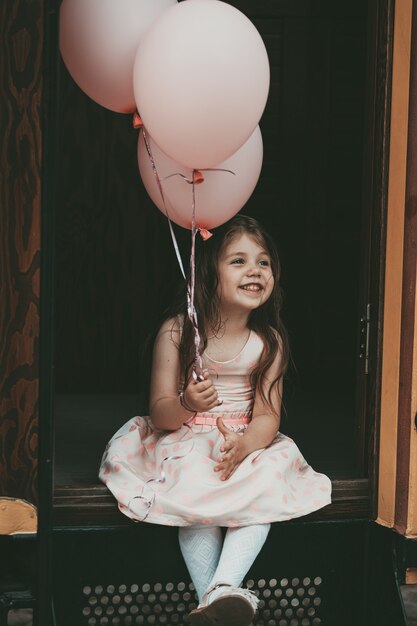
[99,215,331,626]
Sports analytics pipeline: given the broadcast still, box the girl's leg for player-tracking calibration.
[178,526,223,602]
[208,523,271,599]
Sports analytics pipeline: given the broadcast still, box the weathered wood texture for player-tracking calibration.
[0,1,43,503]
[395,0,417,535]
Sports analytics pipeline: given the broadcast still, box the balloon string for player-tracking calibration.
[137,117,212,381]
[141,128,203,380]
[160,168,235,184]
[187,172,204,381]
[200,167,236,175]
[141,127,186,279]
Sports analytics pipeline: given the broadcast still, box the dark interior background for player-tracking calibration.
[54,0,367,483]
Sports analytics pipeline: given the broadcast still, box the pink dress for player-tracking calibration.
[99,331,332,527]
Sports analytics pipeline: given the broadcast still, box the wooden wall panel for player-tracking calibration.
[377,0,412,530]
[0,1,43,502]
[55,68,190,393]
[396,0,417,537]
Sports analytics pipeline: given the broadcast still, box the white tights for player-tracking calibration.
[178,524,271,603]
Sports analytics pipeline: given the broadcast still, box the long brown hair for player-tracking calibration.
[168,215,290,415]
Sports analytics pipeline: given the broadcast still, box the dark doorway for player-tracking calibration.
[54,1,370,487]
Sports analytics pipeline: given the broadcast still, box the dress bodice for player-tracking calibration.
[201,330,264,416]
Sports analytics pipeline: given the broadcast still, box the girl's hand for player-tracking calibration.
[183,371,221,413]
[214,417,247,480]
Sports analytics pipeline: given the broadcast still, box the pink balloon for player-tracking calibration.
[134,0,269,168]
[138,127,263,230]
[60,0,176,113]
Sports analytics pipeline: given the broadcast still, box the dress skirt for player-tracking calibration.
[99,412,332,528]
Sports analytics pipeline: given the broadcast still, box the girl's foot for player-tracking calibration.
[185,582,259,625]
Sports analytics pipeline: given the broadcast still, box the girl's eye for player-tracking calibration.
[231,258,244,264]
[259,259,270,267]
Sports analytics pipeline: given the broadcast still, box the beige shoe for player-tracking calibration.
[185,582,258,626]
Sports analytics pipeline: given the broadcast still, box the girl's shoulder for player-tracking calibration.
[157,316,182,343]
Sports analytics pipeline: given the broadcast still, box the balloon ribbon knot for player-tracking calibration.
[193,170,204,185]
[133,112,144,129]
[199,228,213,240]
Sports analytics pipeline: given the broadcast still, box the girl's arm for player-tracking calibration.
[149,318,193,431]
[149,318,220,430]
[215,344,283,480]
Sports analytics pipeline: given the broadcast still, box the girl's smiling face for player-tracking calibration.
[216,232,275,317]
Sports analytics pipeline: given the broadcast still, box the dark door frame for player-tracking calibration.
[355,0,394,518]
[38,1,58,624]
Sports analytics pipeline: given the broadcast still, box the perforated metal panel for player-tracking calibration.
[250,576,323,626]
[80,576,323,626]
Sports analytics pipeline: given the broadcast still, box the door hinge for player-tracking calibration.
[359,303,371,374]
